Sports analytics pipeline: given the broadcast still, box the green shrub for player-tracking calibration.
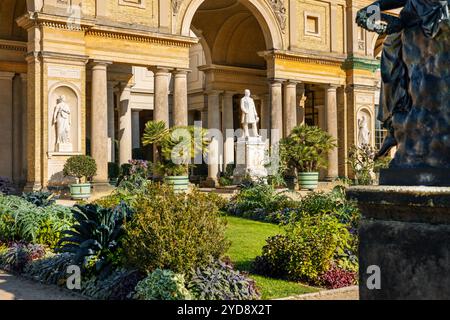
[123,184,229,274]
[279,125,337,173]
[21,191,56,207]
[134,269,192,300]
[0,195,73,247]
[226,184,298,223]
[253,214,353,283]
[288,186,360,230]
[142,121,209,177]
[63,155,97,183]
[57,202,134,275]
[188,259,260,300]
[108,162,120,180]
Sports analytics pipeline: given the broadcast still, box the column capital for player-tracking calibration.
[172,68,191,76]
[269,79,285,86]
[285,80,301,86]
[149,66,171,74]
[20,73,28,81]
[90,60,113,68]
[323,84,340,91]
[205,89,223,96]
[223,91,238,97]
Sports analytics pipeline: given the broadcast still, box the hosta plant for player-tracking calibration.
[0,177,16,195]
[134,269,192,300]
[57,202,134,275]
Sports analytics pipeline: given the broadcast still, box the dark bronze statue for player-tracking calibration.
[356,0,450,177]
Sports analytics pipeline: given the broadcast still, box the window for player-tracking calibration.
[304,13,320,36]
[119,0,146,9]
[374,105,387,150]
[304,91,319,126]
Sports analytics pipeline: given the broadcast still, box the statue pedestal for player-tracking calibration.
[347,186,450,300]
[56,143,73,153]
[233,137,268,184]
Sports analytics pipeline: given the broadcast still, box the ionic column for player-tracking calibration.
[260,94,270,131]
[91,61,112,184]
[283,81,297,137]
[119,85,132,165]
[222,91,235,169]
[132,110,141,149]
[325,85,339,181]
[107,81,116,163]
[201,109,208,129]
[0,72,14,180]
[20,74,28,184]
[151,67,170,126]
[270,80,283,147]
[207,90,222,186]
[12,74,24,185]
[173,69,189,127]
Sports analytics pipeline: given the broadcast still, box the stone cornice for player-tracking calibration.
[16,12,198,49]
[262,50,347,67]
[198,64,266,76]
[342,55,380,72]
[0,40,27,52]
[86,28,197,48]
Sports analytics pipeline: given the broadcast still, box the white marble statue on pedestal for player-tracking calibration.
[52,95,73,152]
[233,89,268,184]
[241,89,260,138]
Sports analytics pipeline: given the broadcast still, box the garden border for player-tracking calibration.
[275,286,358,300]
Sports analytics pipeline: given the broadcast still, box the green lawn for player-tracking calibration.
[224,216,318,299]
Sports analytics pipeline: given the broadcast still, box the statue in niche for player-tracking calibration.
[52,95,72,151]
[357,0,450,171]
[358,115,371,146]
[241,89,260,138]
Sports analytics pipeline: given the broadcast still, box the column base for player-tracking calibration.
[202,178,218,188]
[23,182,42,192]
[347,186,450,300]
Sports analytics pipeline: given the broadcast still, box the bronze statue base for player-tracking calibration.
[380,168,450,187]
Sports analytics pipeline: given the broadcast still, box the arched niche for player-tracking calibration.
[48,83,81,154]
[356,106,375,147]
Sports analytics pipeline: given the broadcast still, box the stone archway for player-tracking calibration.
[180,0,284,50]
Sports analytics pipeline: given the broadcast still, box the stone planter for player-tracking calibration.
[298,172,319,190]
[164,176,189,193]
[69,183,91,200]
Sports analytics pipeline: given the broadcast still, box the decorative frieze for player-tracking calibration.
[269,0,287,33]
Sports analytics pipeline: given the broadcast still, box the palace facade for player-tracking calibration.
[0,0,384,190]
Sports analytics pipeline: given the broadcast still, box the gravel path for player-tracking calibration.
[0,271,84,300]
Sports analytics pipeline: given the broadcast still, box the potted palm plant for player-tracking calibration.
[142,121,208,193]
[280,125,336,190]
[63,155,97,199]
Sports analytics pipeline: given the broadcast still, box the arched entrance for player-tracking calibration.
[184,0,279,185]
